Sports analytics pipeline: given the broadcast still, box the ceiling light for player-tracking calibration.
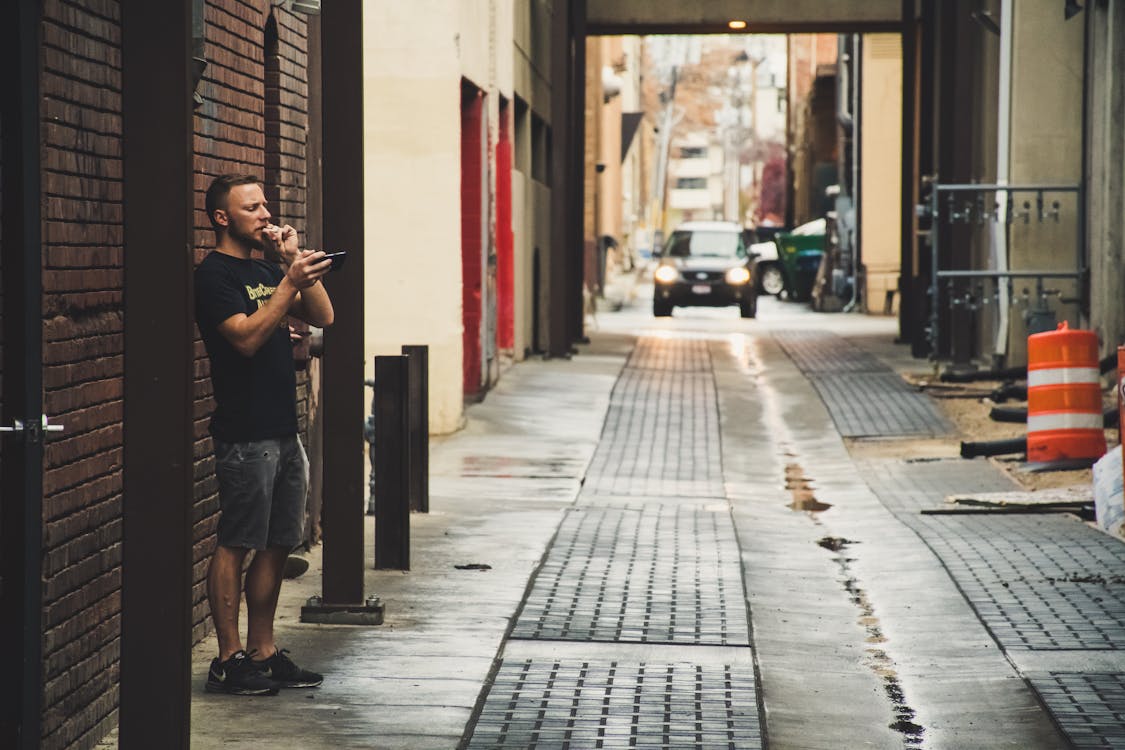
[728,20,748,30]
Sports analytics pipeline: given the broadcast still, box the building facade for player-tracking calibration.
[362,0,557,431]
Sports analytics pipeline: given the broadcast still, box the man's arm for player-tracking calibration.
[291,273,334,327]
[217,278,299,358]
[217,251,328,358]
[270,224,334,328]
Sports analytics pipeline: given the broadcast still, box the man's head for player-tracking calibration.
[206,174,271,251]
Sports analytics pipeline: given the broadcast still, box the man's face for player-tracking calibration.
[216,183,271,251]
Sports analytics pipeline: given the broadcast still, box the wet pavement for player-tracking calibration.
[174,292,1125,749]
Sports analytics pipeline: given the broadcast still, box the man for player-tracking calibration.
[195,174,334,695]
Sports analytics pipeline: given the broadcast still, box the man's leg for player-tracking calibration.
[245,545,288,659]
[207,545,250,661]
[247,436,309,658]
[210,438,277,660]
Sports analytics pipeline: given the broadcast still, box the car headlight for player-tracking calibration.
[654,265,679,284]
[725,266,751,285]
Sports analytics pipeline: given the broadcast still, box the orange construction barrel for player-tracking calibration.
[1027,322,1106,464]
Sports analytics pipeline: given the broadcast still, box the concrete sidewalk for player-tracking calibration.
[124,298,1125,749]
[187,334,631,749]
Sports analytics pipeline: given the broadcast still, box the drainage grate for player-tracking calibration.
[863,459,1125,650]
[773,330,885,373]
[917,514,1125,650]
[808,373,951,437]
[627,337,713,372]
[584,365,723,497]
[773,331,950,437]
[1028,673,1125,748]
[466,659,762,750]
[512,505,749,645]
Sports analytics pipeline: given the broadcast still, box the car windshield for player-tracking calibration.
[666,230,744,259]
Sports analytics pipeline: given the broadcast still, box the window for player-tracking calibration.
[514,96,530,175]
[678,146,706,158]
[675,177,707,190]
[665,230,744,259]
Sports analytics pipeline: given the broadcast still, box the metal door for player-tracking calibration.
[0,2,45,746]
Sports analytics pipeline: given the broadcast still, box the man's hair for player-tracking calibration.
[205,174,262,231]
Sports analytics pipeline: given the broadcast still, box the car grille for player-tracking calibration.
[684,270,725,282]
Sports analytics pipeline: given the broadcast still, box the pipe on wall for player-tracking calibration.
[990,0,1013,362]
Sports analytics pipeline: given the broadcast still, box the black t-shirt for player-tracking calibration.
[194,251,297,442]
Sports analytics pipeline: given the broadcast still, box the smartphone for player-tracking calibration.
[323,251,347,271]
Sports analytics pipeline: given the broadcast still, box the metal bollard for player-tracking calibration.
[373,355,410,570]
[402,345,429,513]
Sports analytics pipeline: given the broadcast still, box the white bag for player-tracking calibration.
[1092,445,1124,537]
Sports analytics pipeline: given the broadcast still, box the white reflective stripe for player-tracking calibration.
[1027,367,1100,388]
[1027,413,1103,432]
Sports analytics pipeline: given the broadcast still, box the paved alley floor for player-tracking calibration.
[182,293,1125,749]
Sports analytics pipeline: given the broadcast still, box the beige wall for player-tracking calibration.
[362,0,520,434]
[860,34,902,315]
[1007,0,1084,359]
[512,0,553,357]
[598,38,625,245]
[363,1,463,434]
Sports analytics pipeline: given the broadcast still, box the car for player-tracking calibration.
[652,221,756,318]
[751,218,825,301]
[748,239,785,295]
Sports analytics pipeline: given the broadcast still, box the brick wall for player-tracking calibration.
[192,1,312,636]
[39,1,125,746]
[33,1,314,747]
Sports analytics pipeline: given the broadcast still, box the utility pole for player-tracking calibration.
[652,66,678,253]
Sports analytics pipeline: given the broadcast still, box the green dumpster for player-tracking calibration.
[774,218,825,302]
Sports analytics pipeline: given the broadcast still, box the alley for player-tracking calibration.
[177,294,1125,748]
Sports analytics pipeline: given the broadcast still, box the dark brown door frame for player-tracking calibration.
[319,0,366,605]
[549,0,581,357]
[0,1,45,747]
[900,0,920,346]
[568,0,589,348]
[933,1,978,363]
[118,0,196,746]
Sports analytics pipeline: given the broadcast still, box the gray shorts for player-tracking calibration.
[214,436,308,550]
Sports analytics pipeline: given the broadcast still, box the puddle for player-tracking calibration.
[785,463,833,513]
[820,540,924,746]
[816,536,856,552]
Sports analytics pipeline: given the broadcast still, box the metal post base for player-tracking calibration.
[299,595,385,625]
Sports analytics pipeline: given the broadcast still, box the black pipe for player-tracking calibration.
[989,381,1027,402]
[941,363,1025,382]
[942,352,1117,383]
[989,405,1027,423]
[988,406,1119,427]
[961,436,1025,458]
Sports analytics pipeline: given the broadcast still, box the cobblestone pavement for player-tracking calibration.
[466,322,1124,749]
[466,336,762,749]
[773,330,951,437]
[861,456,1125,747]
[180,311,1125,749]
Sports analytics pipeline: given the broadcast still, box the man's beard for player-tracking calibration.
[229,223,281,261]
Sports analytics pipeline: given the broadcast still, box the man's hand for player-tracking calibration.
[263,223,302,265]
[262,223,335,328]
[286,249,332,290]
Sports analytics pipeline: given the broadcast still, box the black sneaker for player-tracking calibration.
[253,648,323,688]
[205,649,279,695]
